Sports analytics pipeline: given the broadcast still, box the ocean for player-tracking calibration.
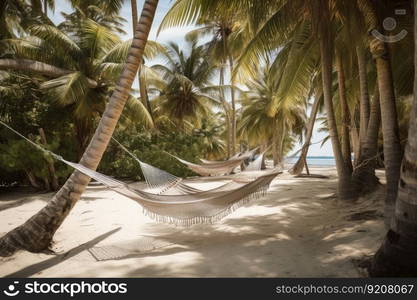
[285,156,336,167]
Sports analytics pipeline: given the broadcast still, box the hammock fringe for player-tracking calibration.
[142,184,269,226]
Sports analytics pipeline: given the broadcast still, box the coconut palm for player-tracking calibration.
[239,63,305,166]
[159,2,255,156]
[193,116,226,160]
[357,0,404,222]
[370,2,417,275]
[158,0,361,199]
[0,15,160,156]
[0,0,53,41]
[150,39,220,128]
[130,0,155,120]
[0,0,159,256]
[59,0,126,35]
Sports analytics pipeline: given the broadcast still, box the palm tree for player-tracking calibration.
[131,0,154,121]
[168,0,360,199]
[356,45,371,152]
[313,0,356,199]
[60,0,127,35]
[335,50,353,174]
[239,64,305,166]
[370,2,417,275]
[0,0,52,40]
[289,92,322,175]
[158,2,252,156]
[193,116,226,159]
[352,86,381,193]
[184,20,243,157]
[0,16,157,157]
[150,39,220,128]
[0,0,159,256]
[357,0,403,223]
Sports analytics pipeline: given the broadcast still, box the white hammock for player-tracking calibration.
[0,121,281,226]
[168,148,259,176]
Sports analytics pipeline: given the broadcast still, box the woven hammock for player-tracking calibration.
[0,121,281,226]
[112,138,264,192]
[245,152,266,171]
[199,151,242,164]
[111,138,203,194]
[168,148,259,176]
[64,159,280,225]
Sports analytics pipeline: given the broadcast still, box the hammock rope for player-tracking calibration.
[0,120,64,161]
[111,137,202,193]
[166,148,259,177]
[0,121,280,226]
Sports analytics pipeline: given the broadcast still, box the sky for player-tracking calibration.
[48,0,334,157]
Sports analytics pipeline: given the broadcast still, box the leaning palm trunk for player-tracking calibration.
[0,0,159,256]
[317,0,355,200]
[289,95,321,175]
[352,87,381,194]
[336,53,353,173]
[359,0,402,226]
[370,3,417,274]
[131,0,154,121]
[0,59,97,88]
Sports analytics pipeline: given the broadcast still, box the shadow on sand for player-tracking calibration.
[5,227,121,278]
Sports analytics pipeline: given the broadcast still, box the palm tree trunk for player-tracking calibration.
[278,120,286,167]
[0,0,159,256]
[352,87,381,194]
[0,59,97,88]
[132,0,154,121]
[24,169,41,189]
[220,25,235,156]
[272,123,279,166]
[39,128,59,191]
[228,55,237,156]
[358,0,402,227]
[375,55,402,225]
[356,46,371,149]
[317,0,355,200]
[219,66,231,158]
[139,68,154,121]
[43,0,47,16]
[336,52,353,173]
[131,0,138,31]
[260,143,267,169]
[350,122,360,165]
[289,95,321,175]
[370,3,417,274]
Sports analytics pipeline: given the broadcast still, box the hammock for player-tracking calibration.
[64,159,280,225]
[199,151,241,164]
[111,138,202,194]
[112,138,264,191]
[245,151,266,171]
[0,121,281,226]
[167,148,259,176]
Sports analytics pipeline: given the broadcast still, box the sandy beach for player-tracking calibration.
[0,167,386,278]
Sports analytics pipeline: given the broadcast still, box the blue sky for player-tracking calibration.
[48,0,334,157]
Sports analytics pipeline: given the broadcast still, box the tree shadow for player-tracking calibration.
[110,178,382,277]
[5,227,121,278]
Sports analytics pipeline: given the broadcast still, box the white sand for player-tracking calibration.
[0,167,386,277]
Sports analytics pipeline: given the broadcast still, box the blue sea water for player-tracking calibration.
[285,156,336,167]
